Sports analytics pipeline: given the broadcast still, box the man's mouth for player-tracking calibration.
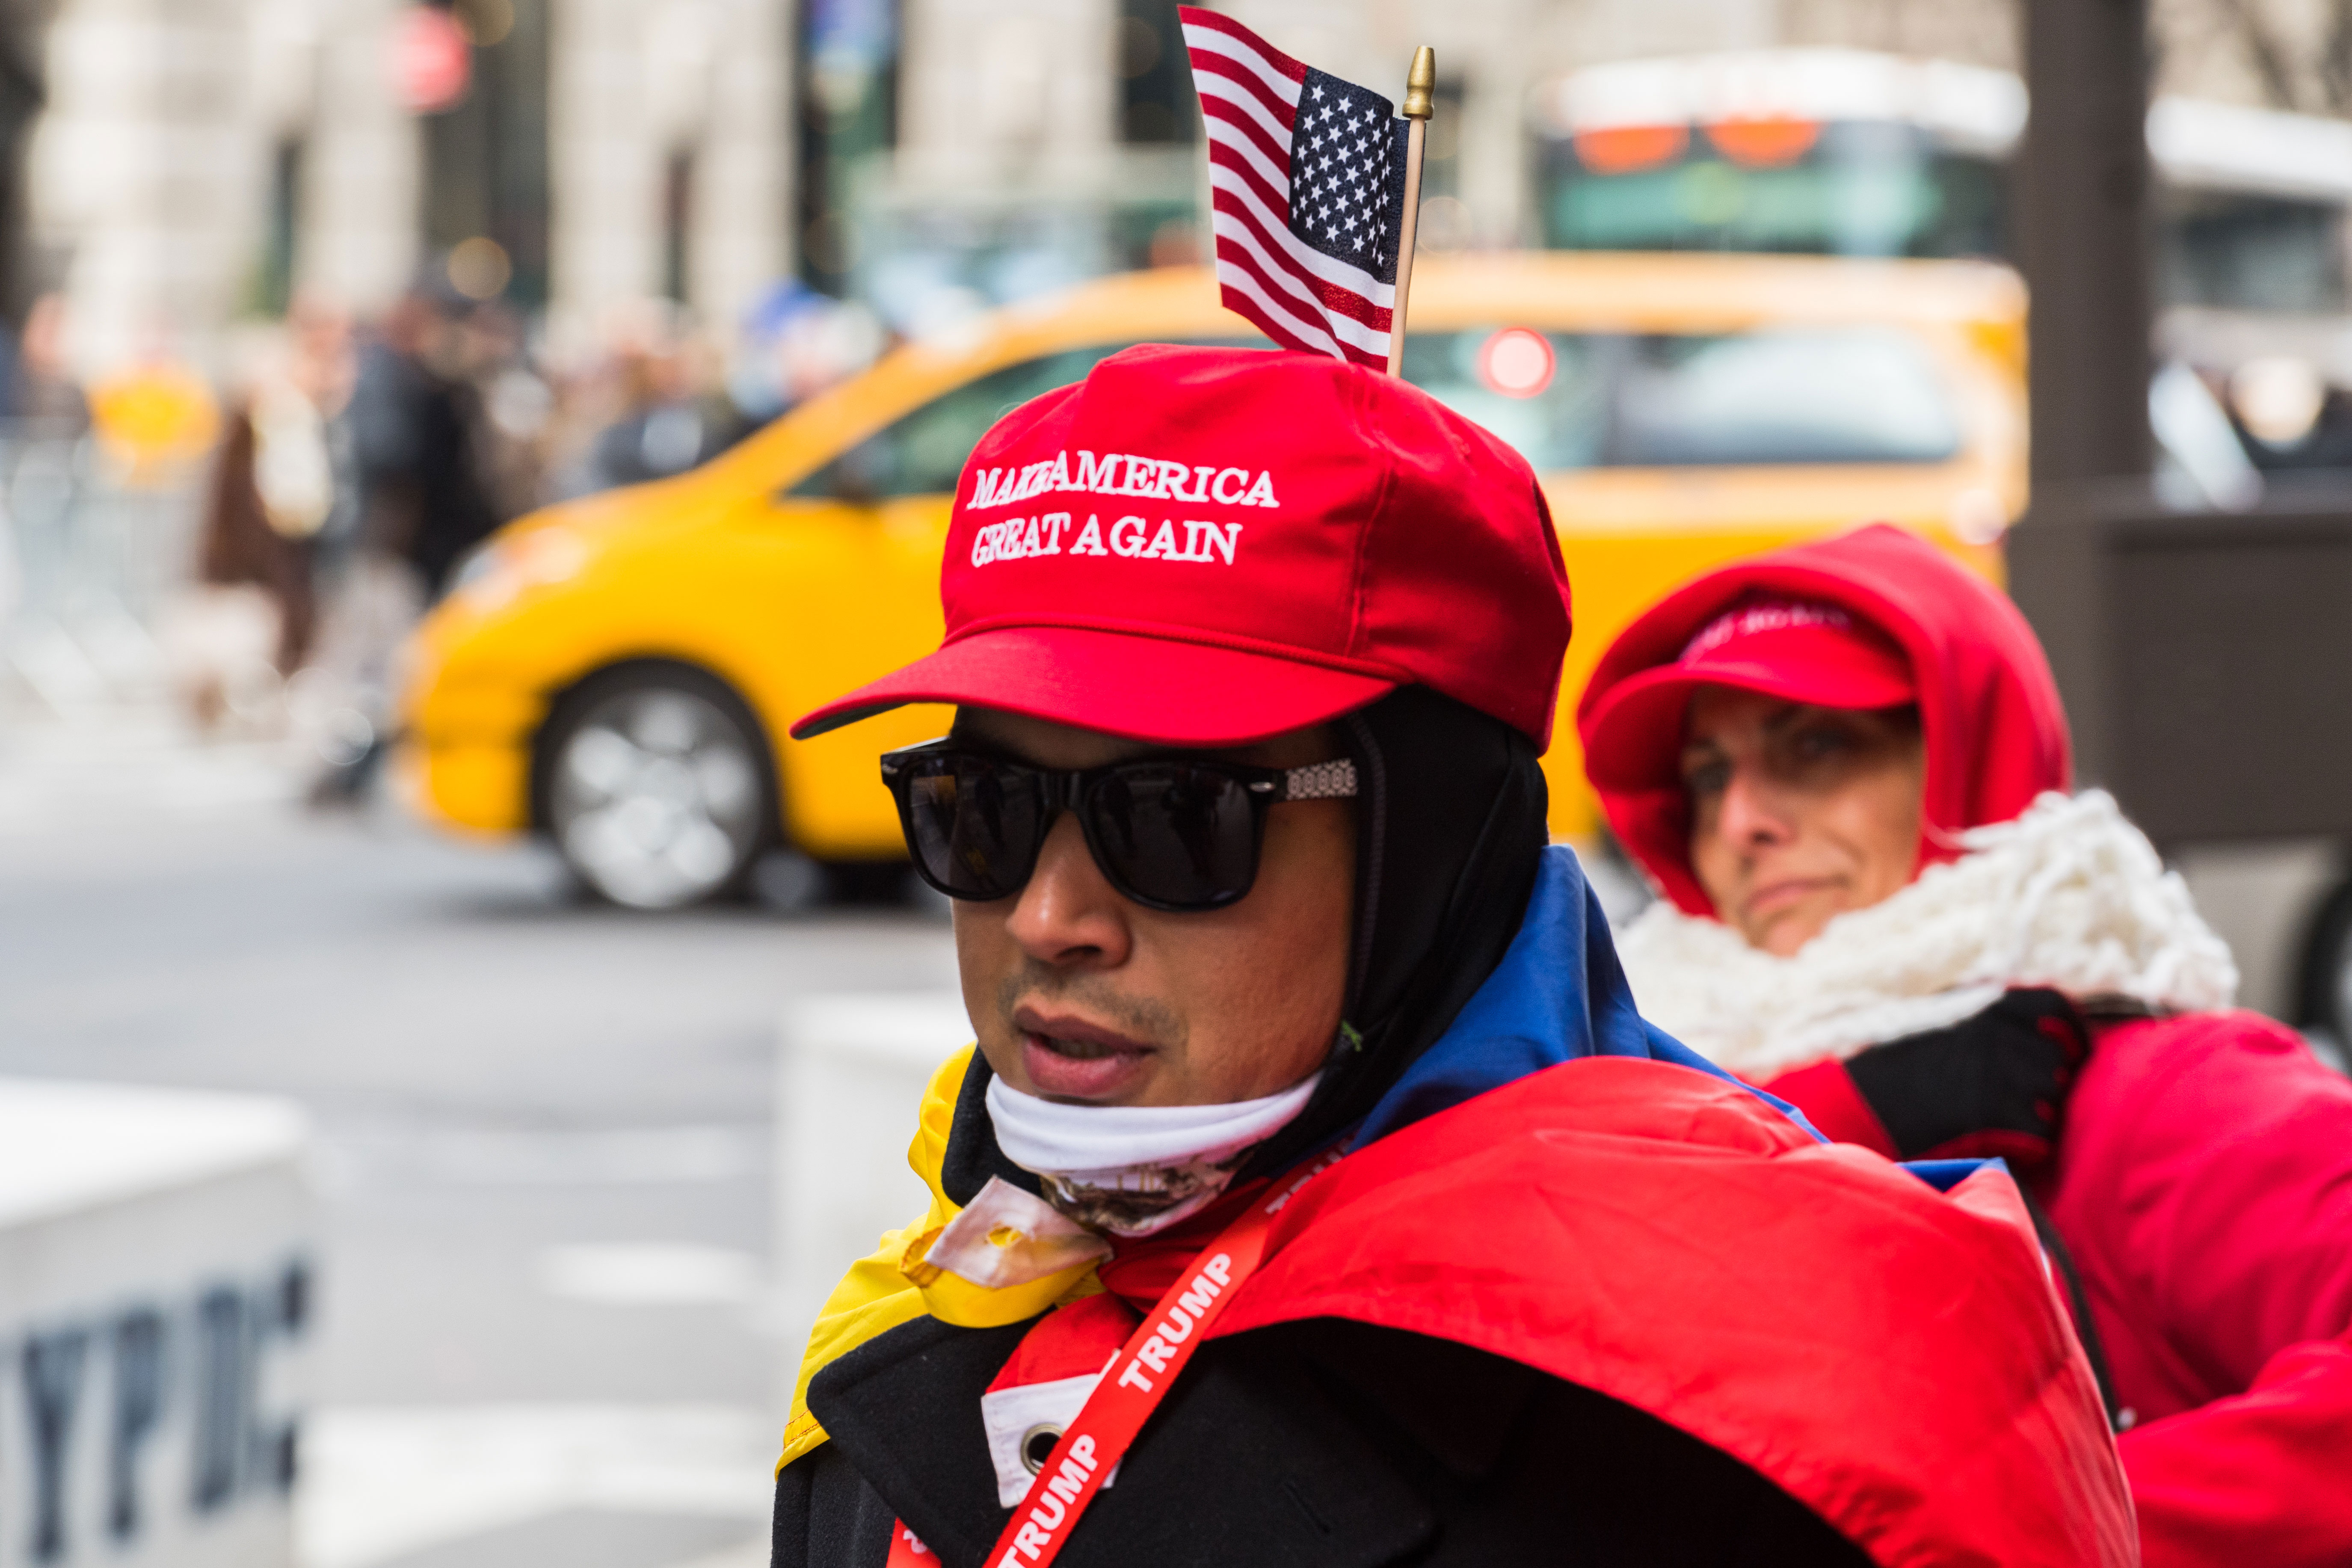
[1012,1007,1157,1100]
[1031,1034,1126,1060]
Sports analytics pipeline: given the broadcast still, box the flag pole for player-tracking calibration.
[1386,45,1436,377]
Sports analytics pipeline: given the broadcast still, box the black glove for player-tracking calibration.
[1843,987,2091,1166]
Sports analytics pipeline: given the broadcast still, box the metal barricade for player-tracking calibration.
[0,420,203,714]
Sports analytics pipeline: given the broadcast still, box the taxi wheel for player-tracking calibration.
[539,664,774,910]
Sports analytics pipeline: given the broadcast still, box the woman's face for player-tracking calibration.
[1682,686,1926,957]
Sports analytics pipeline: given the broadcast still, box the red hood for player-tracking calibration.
[1577,523,2071,918]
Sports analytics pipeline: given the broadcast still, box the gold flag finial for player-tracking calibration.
[1401,46,1436,119]
[1387,46,1437,374]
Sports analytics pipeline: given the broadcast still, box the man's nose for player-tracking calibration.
[1004,811,1133,968]
[1713,764,1793,851]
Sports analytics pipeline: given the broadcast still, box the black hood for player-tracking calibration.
[941,686,1550,1204]
[1241,685,1548,1174]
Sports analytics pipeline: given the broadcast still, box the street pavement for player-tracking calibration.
[0,712,961,1568]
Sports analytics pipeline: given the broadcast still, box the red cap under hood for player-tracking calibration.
[1577,523,2071,918]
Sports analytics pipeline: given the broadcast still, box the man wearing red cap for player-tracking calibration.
[772,350,2130,1567]
[1582,522,2352,1568]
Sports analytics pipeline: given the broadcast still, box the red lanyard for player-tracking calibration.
[889,1149,1341,1568]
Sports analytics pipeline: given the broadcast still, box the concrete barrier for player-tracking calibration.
[774,994,973,1354]
[0,1079,312,1568]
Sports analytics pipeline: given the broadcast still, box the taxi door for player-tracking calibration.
[750,343,1163,858]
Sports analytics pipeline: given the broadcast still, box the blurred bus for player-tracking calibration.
[1534,49,2352,331]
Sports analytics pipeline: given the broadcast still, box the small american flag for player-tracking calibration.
[1180,7,1408,368]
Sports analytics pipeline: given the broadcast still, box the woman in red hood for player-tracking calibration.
[1580,522,2352,1568]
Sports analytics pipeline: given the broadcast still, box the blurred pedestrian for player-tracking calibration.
[462,302,557,521]
[172,305,352,731]
[5,293,89,434]
[726,281,822,425]
[726,282,882,427]
[580,318,740,494]
[306,281,502,801]
[770,351,2130,1566]
[1580,522,2352,1568]
[2225,354,2352,474]
[348,285,503,600]
[192,394,315,680]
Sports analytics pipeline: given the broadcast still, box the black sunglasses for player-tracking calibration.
[880,738,1359,912]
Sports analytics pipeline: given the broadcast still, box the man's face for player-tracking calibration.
[951,709,1355,1108]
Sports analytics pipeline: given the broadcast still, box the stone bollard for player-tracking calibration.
[0,1079,313,1568]
[773,994,973,1366]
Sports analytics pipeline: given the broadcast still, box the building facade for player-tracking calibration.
[0,0,2339,376]
[15,0,790,375]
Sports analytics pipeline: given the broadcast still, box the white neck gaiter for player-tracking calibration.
[984,1071,1323,1237]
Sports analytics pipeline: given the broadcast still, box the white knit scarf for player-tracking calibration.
[1615,790,2239,1082]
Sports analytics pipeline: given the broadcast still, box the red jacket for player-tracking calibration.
[999,1055,2134,1567]
[1781,1013,2352,1567]
[1582,525,2352,1565]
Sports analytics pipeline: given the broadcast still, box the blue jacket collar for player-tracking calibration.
[1353,846,1817,1149]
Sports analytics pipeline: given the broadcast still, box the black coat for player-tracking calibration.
[347,342,500,599]
[774,1311,1874,1568]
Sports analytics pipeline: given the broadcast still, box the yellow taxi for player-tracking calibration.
[396,252,2024,907]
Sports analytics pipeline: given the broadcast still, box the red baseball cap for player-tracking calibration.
[791,344,1573,747]
[1581,594,1917,791]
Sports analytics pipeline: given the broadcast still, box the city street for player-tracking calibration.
[0,0,2343,1554]
[0,716,960,1568]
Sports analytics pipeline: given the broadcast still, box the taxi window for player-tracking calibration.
[1400,329,1612,470]
[1401,325,1961,470]
[789,339,1266,501]
[1615,328,1961,465]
